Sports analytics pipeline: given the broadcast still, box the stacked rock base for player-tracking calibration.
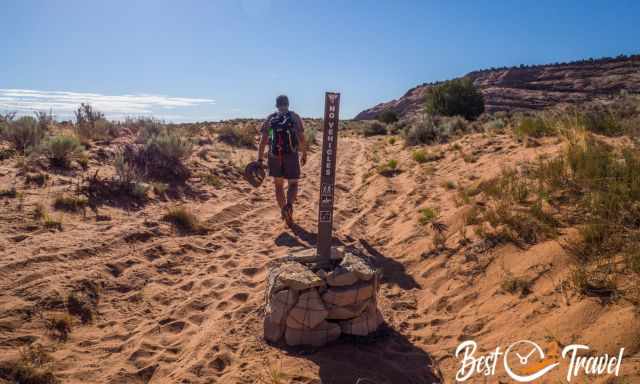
[264,248,383,347]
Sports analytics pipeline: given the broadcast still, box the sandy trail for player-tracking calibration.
[3,130,640,383]
[0,134,440,384]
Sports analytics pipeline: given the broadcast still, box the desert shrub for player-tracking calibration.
[150,181,168,195]
[162,207,203,233]
[437,116,470,137]
[34,111,54,133]
[483,118,506,133]
[199,173,222,188]
[501,273,531,295]
[53,195,88,212]
[388,137,396,145]
[74,103,113,141]
[387,119,409,135]
[402,118,439,146]
[80,171,147,208]
[25,172,49,187]
[0,187,17,198]
[45,314,72,341]
[514,116,555,139]
[303,123,318,150]
[43,216,62,231]
[425,77,485,120]
[134,118,166,143]
[121,133,192,182]
[1,116,46,153]
[0,358,59,384]
[412,150,428,163]
[218,122,256,147]
[114,150,138,184]
[443,180,456,190]
[579,109,625,136]
[377,110,399,124]
[362,121,387,137]
[39,135,83,168]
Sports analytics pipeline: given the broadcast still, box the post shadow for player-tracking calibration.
[282,324,441,384]
[359,240,421,290]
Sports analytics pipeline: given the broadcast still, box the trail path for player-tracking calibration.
[0,134,440,384]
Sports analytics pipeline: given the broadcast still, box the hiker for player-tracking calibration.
[257,95,307,226]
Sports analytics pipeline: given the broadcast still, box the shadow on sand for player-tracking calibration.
[283,325,441,384]
[358,240,421,290]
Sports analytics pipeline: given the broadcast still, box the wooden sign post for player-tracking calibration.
[317,92,340,262]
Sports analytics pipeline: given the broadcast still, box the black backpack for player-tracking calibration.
[268,111,298,156]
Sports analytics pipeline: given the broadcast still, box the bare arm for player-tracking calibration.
[294,113,307,155]
[257,119,269,162]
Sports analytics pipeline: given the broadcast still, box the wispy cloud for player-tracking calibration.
[0,89,215,117]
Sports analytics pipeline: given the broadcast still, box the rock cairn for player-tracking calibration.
[264,248,383,347]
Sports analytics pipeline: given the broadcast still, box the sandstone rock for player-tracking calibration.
[268,262,325,292]
[326,300,371,320]
[355,56,640,119]
[340,302,384,336]
[267,289,298,325]
[264,316,285,343]
[340,252,375,281]
[325,267,358,287]
[286,289,328,329]
[322,281,374,307]
[285,320,341,347]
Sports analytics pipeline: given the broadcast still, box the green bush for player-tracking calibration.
[377,110,399,124]
[1,116,46,153]
[362,121,387,137]
[425,78,485,120]
[39,135,83,167]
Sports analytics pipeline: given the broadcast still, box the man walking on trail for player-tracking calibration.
[257,95,307,226]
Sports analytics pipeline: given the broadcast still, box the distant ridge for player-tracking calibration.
[355,54,640,120]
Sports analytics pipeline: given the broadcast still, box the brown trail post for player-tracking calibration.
[317,92,340,264]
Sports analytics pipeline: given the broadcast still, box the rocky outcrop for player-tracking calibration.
[355,55,640,119]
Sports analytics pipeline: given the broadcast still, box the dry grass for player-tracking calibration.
[45,314,73,341]
[376,159,399,176]
[0,187,17,198]
[53,195,88,213]
[162,207,204,233]
[501,273,531,296]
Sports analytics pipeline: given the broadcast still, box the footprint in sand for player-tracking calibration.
[231,292,249,302]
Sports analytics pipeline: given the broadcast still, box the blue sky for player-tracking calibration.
[1,0,639,121]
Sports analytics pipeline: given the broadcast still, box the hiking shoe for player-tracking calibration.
[282,203,293,227]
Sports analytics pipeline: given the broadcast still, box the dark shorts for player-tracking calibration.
[268,152,300,179]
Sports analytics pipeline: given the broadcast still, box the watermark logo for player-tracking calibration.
[455,340,624,382]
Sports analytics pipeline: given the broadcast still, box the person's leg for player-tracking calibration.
[273,177,286,210]
[286,179,299,207]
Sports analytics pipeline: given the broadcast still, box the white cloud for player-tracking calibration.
[0,89,215,117]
